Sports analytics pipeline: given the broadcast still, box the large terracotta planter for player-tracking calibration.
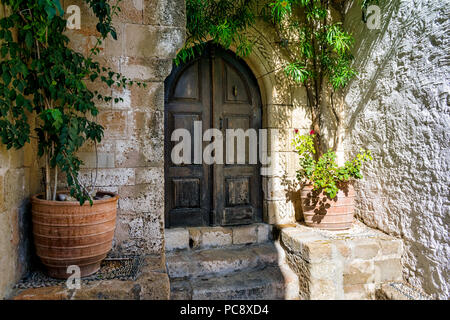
[31,192,118,279]
[300,183,355,230]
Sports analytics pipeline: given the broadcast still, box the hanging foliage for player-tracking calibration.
[0,0,143,204]
[175,0,257,65]
[179,0,381,155]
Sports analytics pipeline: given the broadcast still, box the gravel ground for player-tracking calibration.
[15,256,145,289]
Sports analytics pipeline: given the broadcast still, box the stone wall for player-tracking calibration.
[243,0,448,299]
[0,4,41,299]
[2,0,447,301]
[237,18,311,226]
[66,1,309,244]
[0,143,40,299]
[340,0,449,299]
[63,0,185,259]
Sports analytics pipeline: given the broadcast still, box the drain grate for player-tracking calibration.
[15,256,145,289]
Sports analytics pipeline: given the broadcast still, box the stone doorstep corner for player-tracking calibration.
[164,223,273,251]
[11,256,170,300]
[279,221,405,300]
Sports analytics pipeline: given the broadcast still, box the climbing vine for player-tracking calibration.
[0,0,143,204]
[178,0,381,156]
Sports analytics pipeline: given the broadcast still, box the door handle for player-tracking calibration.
[219,117,223,130]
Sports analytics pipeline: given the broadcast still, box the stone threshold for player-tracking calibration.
[165,223,273,251]
[10,256,169,300]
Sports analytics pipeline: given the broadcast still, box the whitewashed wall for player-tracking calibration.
[341,0,449,299]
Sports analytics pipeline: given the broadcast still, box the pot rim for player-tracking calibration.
[301,181,354,189]
[31,190,119,206]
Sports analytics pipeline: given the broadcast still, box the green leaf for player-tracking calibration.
[45,6,57,20]
[52,0,64,15]
[284,63,310,83]
[2,72,11,86]
[25,32,33,49]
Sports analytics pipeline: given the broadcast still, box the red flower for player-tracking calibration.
[310,130,315,135]
[294,128,299,134]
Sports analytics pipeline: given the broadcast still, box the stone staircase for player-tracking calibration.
[165,221,422,300]
[164,224,298,300]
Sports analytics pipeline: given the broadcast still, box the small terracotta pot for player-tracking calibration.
[300,183,355,230]
[31,191,118,279]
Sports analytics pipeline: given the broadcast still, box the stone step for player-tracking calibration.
[165,223,273,251]
[170,265,285,300]
[166,243,278,279]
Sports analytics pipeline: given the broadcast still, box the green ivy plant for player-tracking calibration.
[0,0,143,204]
[292,130,372,198]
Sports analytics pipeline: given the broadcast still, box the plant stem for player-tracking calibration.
[45,152,51,200]
[53,166,58,201]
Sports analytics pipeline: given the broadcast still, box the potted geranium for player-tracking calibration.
[292,130,372,230]
[0,0,141,278]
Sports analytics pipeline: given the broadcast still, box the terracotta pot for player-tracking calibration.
[31,191,118,279]
[300,183,355,230]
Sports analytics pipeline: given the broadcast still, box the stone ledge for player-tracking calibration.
[280,221,404,300]
[375,282,433,300]
[10,256,169,300]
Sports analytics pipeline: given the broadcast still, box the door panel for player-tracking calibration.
[226,178,250,206]
[212,51,262,226]
[165,45,261,227]
[165,57,211,227]
[225,116,252,165]
[172,61,200,100]
[224,64,250,103]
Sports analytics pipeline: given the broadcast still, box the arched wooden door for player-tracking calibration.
[164,44,262,227]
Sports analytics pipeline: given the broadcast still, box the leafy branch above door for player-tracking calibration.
[177,0,381,156]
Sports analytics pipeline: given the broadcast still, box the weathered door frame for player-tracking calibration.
[164,44,263,228]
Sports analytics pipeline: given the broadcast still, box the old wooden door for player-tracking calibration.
[164,45,262,227]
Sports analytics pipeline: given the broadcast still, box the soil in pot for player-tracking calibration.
[300,183,355,230]
[31,191,118,279]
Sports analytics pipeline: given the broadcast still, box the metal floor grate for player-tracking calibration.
[15,256,145,289]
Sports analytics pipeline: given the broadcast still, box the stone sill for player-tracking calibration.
[376,282,433,300]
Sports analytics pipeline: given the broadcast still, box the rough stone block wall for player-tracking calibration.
[0,144,40,299]
[66,3,313,232]
[63,0,185,257]
[238,19,312,226]
[0,4,41,299]
[281,222,404,300]
[340,0,449,299]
